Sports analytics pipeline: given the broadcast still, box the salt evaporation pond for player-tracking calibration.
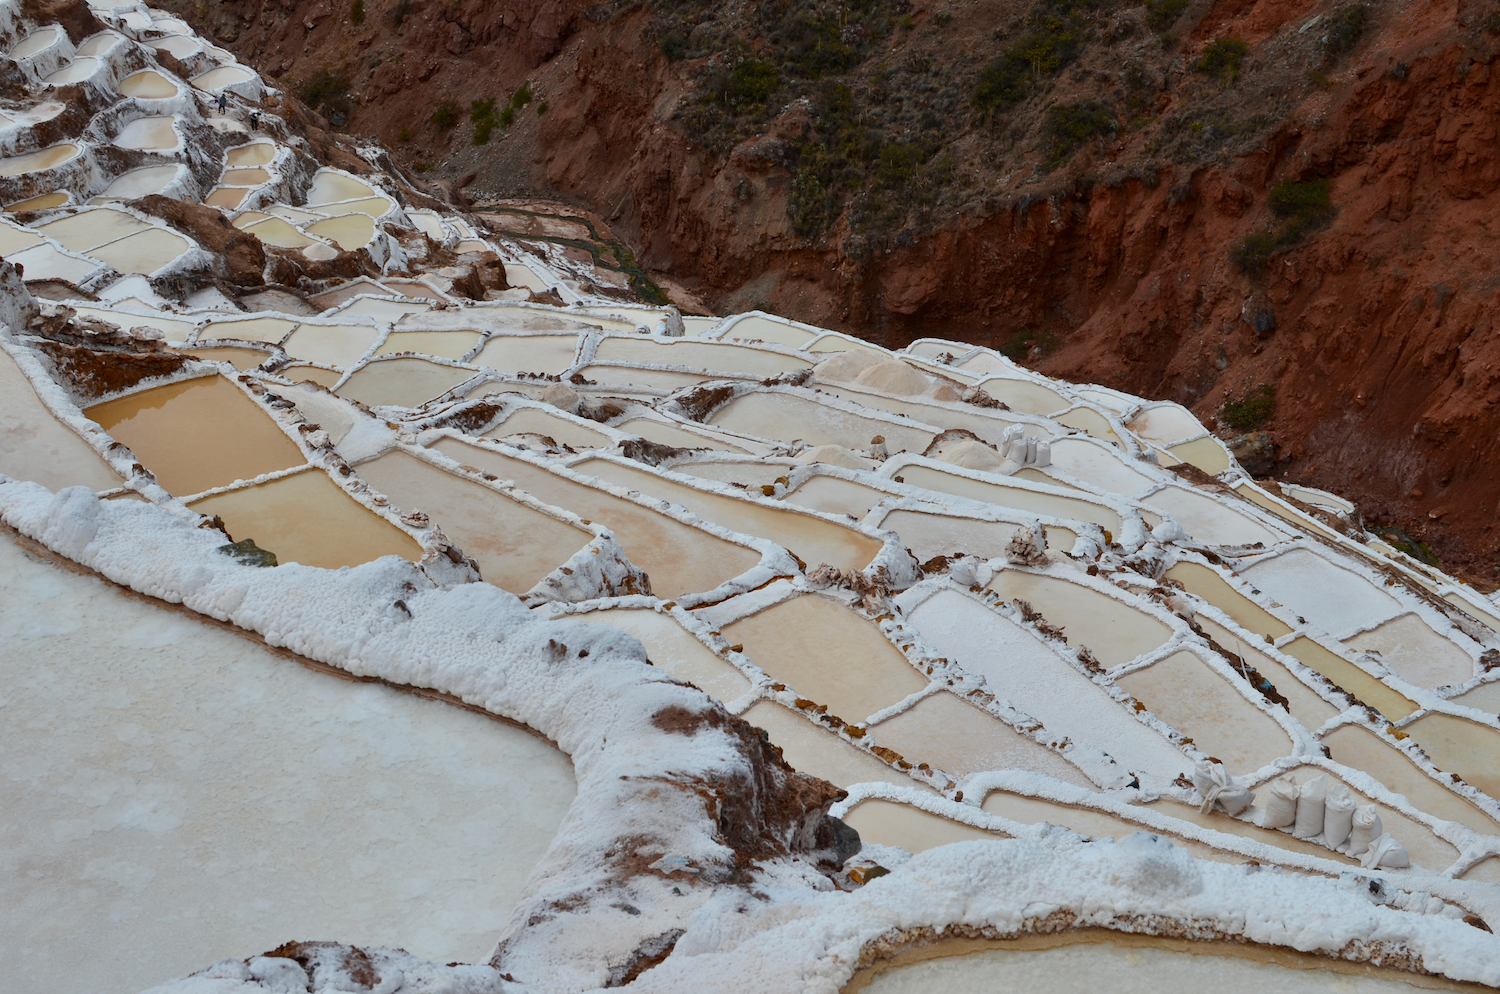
[857,939,1451,994]
[0,532,575,994]
[0,142,81,177]
[99,165,182,199]
[190,64,255,91]
[113,116,179,151]
[117,69,179,99]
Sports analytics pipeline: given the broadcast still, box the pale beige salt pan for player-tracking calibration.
[85,374,304,497]
[594,336,813,378]
[1321,724,1500,837]
[781,475,890,519]
[429,437,761,596]
[896,464,1123,535]
[575,609,750,702]
[371,331,474,360]
[880,509,1078,560]
[1194,615,1339,731]
[867,691,1094,786]
[88,227,193,275]
[720,594,929,722]
[1400,712,1500,805]
[188,467,422,568]
[0,347,120,491]
[280,323,381,367]
[1280,637,1417,721]
[743,703,919,791]
[1114,650,1293,774]
[616,416,748,452]
[845,799,1000,852]
[354,449,588,593]
[576,457,885,574]
[710,390,932,453]
[1344,612,1476,689]
[486,407,612,450]
[988,570,1172,667]
[471,334,580,374]
[117,69,179,98]
[1163,560,1293,640]
[336,357,474,408]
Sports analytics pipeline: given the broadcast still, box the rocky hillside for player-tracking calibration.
[161,0,1499,582]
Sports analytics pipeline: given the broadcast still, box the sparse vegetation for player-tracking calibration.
[301,69,352,124]
[1221,383,1276,430]
[1321,4,1368,57]
[389,0,411,27]
[1143,0,1187,31]
[1232,178,1335,271]
[972,16,1083,117]
[471,97,499,144]
[999,327,1060,363]
[1375,526,1440,566]
[1043,100,1115,165]
[1195,38,1248,84]
[397,125,411,142]
[431,99,460,130]
[537,100,549,115]
[351,0,364,25]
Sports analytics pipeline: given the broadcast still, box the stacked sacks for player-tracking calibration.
[1253,773,1409,868]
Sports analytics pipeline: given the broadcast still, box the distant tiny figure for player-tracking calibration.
[249,111,260,131]
[215,93,226,113]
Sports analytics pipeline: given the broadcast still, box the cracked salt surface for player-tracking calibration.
[0,532,575,994]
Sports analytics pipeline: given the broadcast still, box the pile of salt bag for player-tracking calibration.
[1251,773,1408,867]
[1193,760,1255,815]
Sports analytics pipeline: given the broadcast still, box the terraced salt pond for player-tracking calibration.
[593,336,814,378]
[113,116,178,151]
[721,593,928,721]
[0,347,120,491]
[867,691,1094,784]
[857,939,1451,994]
[1113,651,1293,773]
[570,608,751,702]
[709,390,933,453]
[469,334,579,374]
[901,588,1192,777]
[574,456,885,573]
[986,571,1173,667]
[1,533,574,994]
[0,142,81,176]
[354,449,590,592]
[488,407,612,450]
[336,357,475,408]
[117,69,179,99]
[84,375,304,497]
[187,468,422,569]
[429,437,762,596]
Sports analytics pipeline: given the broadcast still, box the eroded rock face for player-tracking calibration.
[649,704,855,871]
[129,195,266,287]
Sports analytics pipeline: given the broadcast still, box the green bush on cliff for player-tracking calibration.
[1195,38,1248,84]
[1043,100,1115,165]
[1221,384,1276,430]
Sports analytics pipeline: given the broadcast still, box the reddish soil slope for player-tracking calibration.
[169,0,1500,582]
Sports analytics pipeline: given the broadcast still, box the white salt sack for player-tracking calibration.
[1347,804,1383,856]
[1262,775,1299,829]
[1361,832,1410,869]
[1293,774,1330,839]
[1192,760,1255,815]
[1323,782,1356,849]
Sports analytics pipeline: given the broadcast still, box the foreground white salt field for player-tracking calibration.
[2,1,1499,991]
[0,532,575,994]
